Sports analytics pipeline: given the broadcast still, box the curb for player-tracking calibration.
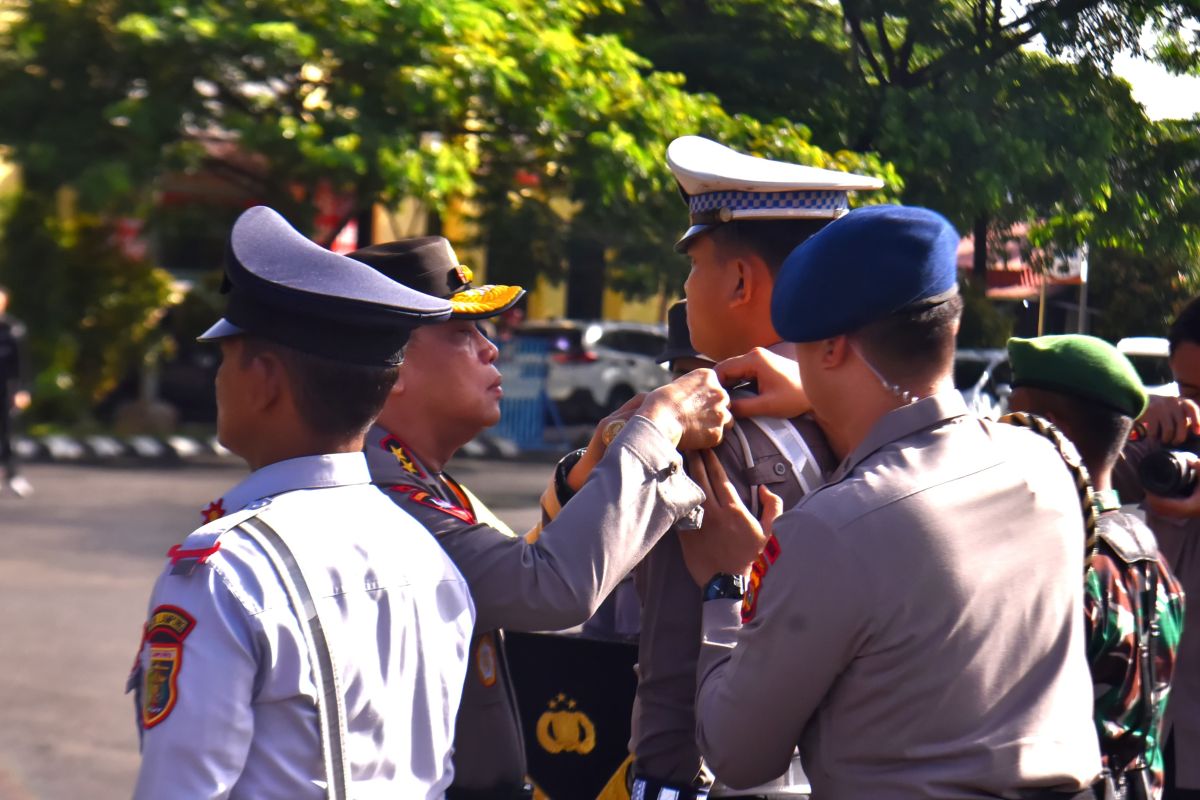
[12,432,566,465]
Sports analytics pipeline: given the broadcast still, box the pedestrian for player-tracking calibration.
[344,236,728,799]
[627,135,881,800]
[127,207,476,799]
[1111,295,1200,800]
[0,284,32,497]
[1007,334,1185,800]
[690,205,1102,797]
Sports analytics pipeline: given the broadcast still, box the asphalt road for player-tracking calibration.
[0,457,549,800]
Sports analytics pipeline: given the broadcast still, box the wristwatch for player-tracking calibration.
[553,448,588,507]
[703,573,747,602]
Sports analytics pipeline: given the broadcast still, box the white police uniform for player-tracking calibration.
[128,206,475,799]
[130,453,474,799]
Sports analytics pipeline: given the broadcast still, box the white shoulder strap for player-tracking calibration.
[234,510,350,800]
[168,506,265,577]
[745,416,824,496]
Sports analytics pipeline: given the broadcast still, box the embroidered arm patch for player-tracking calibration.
[141,605,196,729]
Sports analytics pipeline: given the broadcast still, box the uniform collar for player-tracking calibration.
[363,423,437,484]
[830,390,969,483]
[218,452,372,514]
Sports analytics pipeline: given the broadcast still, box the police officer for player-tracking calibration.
[128,207,476,799]
[344,236,729,798]
[690,205,1102,796]
[628,136,880,799]
[1006,334,1185,798]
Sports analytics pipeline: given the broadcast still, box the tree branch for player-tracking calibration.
[842,2,890,84]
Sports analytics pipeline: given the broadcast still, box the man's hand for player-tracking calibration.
[11,390,30,411]
[567,393,647,491]
[679,449,783,586]
[715,347,810,419]
[638,369,731,450]
[1138,394,1200,445]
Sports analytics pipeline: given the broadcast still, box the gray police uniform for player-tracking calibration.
[362,416,705,794]
[630,136,877,795]
[1114,437,1200,790]
[695,392,1102,797]
[129,205,476,798]
[631,399,835,786]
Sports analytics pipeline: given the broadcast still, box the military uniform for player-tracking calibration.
[694,206,1102,797]
[346,237,708,796]
[1005,334,1186,797]
[629,137,879,798]
[129,206,476,798]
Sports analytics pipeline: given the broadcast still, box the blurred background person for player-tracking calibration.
[0,284,31,497]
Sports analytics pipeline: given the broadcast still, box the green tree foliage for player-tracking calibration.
[0,0,896,417]
[597,0,1200,336]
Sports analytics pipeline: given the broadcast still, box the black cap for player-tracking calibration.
[198,206,452,366]
[348,237,525,320]
[657,300,703,364]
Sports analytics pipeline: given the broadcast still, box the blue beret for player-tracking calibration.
[771,205,960,342]
[198,207,452,365]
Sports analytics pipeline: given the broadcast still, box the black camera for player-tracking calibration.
[1138,434,1200,497]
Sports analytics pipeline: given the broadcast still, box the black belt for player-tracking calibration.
[445,783,533,800]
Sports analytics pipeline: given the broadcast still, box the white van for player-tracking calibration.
[1117,336,1178,396]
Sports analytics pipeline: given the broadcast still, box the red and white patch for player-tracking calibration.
[390,485,477,525]
[741,534,781,624]
[140,605,196,729]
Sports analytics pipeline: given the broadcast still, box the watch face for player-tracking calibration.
[704,573,745,602]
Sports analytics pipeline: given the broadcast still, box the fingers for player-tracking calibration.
[757,485,783,536]
[701,449,740,510]
[686,450,714,504]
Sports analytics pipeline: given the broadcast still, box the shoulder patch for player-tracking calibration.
[741,534,781,623]
[141,605,196,729]
[390,485,477,525]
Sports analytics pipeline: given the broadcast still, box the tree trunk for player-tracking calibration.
[565,233,606,320]
[973,214,989,280]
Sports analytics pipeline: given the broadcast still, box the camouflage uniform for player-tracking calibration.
[1087,509,1186,797]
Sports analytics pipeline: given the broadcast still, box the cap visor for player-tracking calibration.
[674,224,714,253]
[449,285,526,320]
[197,318,245,342]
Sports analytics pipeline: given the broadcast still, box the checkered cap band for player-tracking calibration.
[688,189,849,218]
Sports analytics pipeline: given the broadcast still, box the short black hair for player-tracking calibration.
[1020,388,1133,479]
[1169,294,1200,354]
[706,219,830,275]
[240,337,399,440]
[853,293,965,386]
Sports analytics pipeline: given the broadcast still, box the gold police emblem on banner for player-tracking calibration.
[476,633,498,688]
[536,694,596,755]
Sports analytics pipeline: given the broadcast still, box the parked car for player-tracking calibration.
[1117,336,1178,396]
[955,348,1012,419]
[509,320,670,423]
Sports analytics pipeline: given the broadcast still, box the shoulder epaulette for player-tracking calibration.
[166,505,268,577]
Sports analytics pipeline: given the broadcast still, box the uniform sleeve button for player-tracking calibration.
[773,462,787,476]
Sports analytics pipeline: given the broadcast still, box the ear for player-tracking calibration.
[821,336,850,368]
[729,254,770,309]
[248,349,286,413]
[390,365,407,397]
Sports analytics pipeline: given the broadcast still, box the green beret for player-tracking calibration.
[1007,334,1148,419]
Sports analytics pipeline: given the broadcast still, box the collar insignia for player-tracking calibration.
[380,435,425,478]
[201,499,225,523]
